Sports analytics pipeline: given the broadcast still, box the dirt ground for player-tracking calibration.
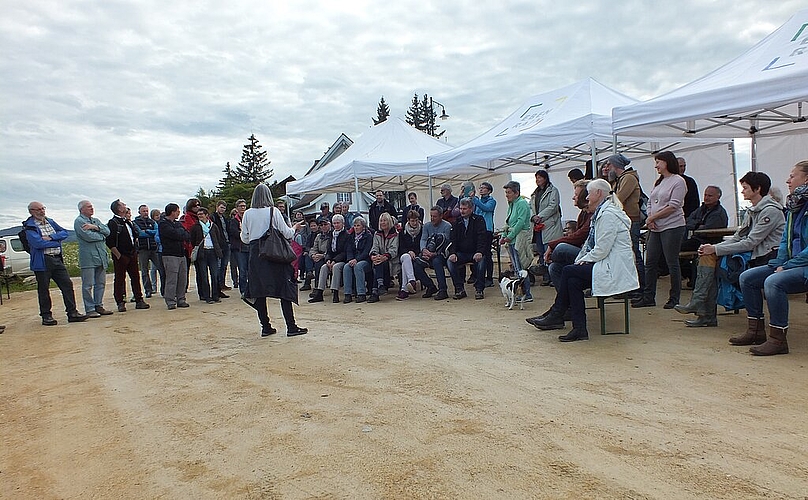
[1,273,807,500]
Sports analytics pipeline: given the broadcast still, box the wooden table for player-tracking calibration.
[692,227,737,243]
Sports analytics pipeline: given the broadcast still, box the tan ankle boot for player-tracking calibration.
[729,317,766,346]
[750,325,789,356]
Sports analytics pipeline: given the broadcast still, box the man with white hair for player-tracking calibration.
[527,180,638,342]
[23,201,87,325]
[74,200,113,318]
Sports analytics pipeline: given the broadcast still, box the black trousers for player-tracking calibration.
[35,254,78,317]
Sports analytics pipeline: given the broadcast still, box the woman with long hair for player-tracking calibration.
[240,184,308,338]
[736,161,808,356]
[632,151,686,309]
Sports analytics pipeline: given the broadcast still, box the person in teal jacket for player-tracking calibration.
[471,181,497,287]
[500,181,533,301]
[75,199,113,317]
[23,201,87,326]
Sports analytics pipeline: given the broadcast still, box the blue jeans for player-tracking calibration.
[643,226,685,303]
[413,254,449,291]
[237,250,250,295]
[80,265,107,313]
[740,265,808,327]
[195,248,220,301]
[552,263,594,330]
[549,243,580,289]
[218,245,230,287]
[447,252,486,292]
[343,260,371,295]
[630,221,645,290]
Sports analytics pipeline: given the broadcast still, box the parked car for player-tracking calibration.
[0,236,32,276]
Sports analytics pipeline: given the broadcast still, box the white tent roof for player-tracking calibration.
[612,9,808,139]
[426,78,641,178]
[286,117,453,195]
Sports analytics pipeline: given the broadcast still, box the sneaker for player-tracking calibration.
[95,306,114,316]
[356,294,367,303]
[475,290,484,300]
[167,304,177,310]
[367,293,379,303]
[396,290,409,301]
[287,326,308,337]
[343,295,353,304]
[406,281,417,294]
[177,301,190,308]
[433,289,449,300]
[218,292,229,299]
[135,301,150,310]
[85,311,102,318]
[422,286,438,299]
[453,290,467,300]
[117,303,127,313]
[261,326,277,337]
[516,295,533,303]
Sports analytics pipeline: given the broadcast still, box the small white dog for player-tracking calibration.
[500,269,529,310]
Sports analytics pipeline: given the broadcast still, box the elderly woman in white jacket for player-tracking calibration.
[527,179,638,342]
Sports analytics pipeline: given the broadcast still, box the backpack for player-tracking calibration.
[18,225,32,253]
[716,252,751,311]
[638,190,649,224]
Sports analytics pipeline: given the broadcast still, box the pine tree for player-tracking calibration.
[235,134,274,185]
[372,96,391,125]
[216,161,237,193]
[420,93,441,137]
[405,93,423,131]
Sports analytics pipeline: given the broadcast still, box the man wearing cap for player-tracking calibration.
[471,181,497,287]
[318,202,332,222]
[604,153,645,296]
[368,190,398,232]
[436,183,460,225]
[23,201,88,326]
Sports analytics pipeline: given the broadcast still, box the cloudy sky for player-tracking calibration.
[1,0,803,227]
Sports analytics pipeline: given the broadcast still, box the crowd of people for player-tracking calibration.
[18,158,808,354]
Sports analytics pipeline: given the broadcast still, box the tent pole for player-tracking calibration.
[427,176,434,207]
[591,140,597,178]
[750,134,758,172]
[353,165,361,216]
[729,141,741,225]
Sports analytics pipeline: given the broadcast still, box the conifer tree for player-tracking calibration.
[405,93,423,131]
[235,134,274,185]
[372,96,391,125]
[216,161,237,193]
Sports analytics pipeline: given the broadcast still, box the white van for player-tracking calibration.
[0,235,32,276]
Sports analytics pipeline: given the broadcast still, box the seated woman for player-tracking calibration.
[736,161,808,356]
[675,172,785,328]
[342,216,373,303]
[527,179,639,342]
[396,210,423,301]
[367,212,400,303]
[307,216,349,303]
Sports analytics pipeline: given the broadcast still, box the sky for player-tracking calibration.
[1,0,804,228]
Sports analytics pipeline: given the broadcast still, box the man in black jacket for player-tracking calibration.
[158,203,191,309]
[211,200,231,291]
[368,190,398,232]
[446,198,488,300]
[107,199,150,312]
[133,204,160,298]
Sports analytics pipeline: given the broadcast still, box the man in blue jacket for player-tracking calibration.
[23,201,87,326]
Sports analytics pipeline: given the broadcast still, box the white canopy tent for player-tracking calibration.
[427,78,736,223]
[613,8,808,184]
[286,117,454,197]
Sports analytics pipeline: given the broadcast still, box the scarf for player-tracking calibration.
[585,201,606,251]
[785,183,808,213]
[200,220,211,237]
[404,221,422,239]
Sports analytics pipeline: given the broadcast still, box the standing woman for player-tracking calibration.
[633,151,686,309]
[530,170,562,285]
[240,184,308,338]
[738,161,808,356]
[501,180,534,301]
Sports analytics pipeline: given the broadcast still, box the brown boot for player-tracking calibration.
[750,325,789,356]
[729,317,766,346]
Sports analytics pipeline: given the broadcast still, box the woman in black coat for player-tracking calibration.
[240,184,308,338]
